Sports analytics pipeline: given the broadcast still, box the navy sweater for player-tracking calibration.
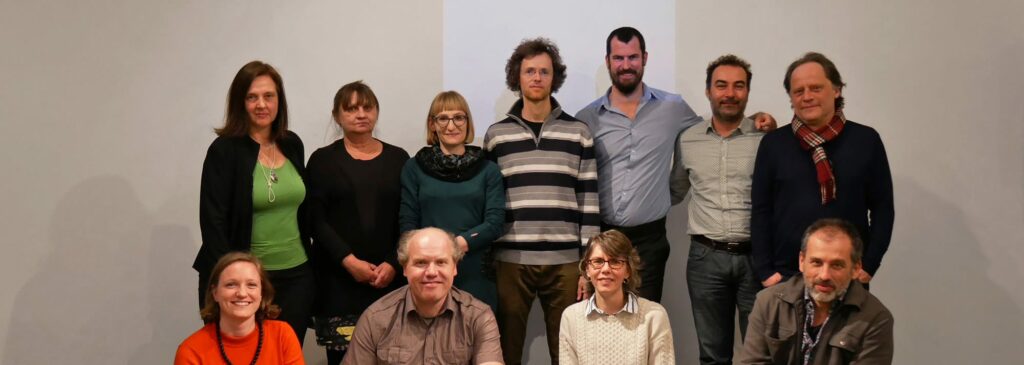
[750,121,894,281]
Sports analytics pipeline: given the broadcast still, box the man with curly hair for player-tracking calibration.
[483,37,599,365]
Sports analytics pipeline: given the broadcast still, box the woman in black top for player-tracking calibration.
[307,81,408,364]
[196,61,315,345]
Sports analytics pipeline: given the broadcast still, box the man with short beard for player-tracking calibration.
[576,27,774,302]
[484,37,599,365]
[739,218,894,365]
[669,54,762,365]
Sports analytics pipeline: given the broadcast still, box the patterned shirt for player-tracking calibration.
[584,292,640,316]
[801,288,847,365]
[670,117,765,242]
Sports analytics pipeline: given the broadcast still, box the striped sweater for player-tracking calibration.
[483,98,601,256]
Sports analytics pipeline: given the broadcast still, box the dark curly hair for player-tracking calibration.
[504,37,567,95]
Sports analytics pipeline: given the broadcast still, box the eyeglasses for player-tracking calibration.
[433,115,468,127]
[585,258,627,270]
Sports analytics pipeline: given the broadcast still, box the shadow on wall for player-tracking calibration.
[663,201,699,365]
[883,176,1024,363]
[128,224,196,363]
[2,176,195,364]
[492,90,519,126]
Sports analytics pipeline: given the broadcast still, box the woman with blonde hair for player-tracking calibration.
[559,230,675,365]
[399,90,505,308]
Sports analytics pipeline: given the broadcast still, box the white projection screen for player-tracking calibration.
[1,1,1022,364]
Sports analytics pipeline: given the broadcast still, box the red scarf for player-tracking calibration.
[791,111,846,205]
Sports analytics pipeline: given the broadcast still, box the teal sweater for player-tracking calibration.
[399,154,505,306]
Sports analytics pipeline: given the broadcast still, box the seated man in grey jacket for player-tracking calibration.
[739,218,893,364]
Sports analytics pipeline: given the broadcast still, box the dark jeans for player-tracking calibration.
[495,261,579,365]
[687,239,759,365]
[196,262,316,346]
[603,218,670,302]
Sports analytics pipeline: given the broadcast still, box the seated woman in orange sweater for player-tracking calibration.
[176,252,305,364]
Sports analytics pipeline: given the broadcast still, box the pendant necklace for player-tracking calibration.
[259,144,279,183]
[216,320,264,365]
[258,144,278,203]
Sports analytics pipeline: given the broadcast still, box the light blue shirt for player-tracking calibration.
[576,84,701,226]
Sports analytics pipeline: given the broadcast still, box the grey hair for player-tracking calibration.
[800,218,864,263]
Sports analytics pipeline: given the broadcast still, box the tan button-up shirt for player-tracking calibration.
[342,286,503,365]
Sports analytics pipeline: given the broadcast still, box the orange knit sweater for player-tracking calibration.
[174,320,304,364]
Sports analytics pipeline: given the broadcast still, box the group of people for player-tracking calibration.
[175,26,896,365]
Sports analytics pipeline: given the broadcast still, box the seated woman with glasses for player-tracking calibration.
[399,90,505,309]
[558,230,675,365]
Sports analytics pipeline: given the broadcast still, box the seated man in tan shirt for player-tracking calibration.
[343,227,504,365]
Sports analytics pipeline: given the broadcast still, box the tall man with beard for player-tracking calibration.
[483,38,599,365]
[739,219,894,364]
[576,27,774,301]
[669,54,763,365]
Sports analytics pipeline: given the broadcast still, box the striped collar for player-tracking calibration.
[585,292,639,315]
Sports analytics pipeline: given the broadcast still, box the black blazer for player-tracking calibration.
[194,131,310,276]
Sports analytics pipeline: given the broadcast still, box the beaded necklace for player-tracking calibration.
[216,320,264,365]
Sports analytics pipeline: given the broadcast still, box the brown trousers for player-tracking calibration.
[495,261,579,365]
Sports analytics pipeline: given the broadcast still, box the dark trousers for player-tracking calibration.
[495,261,579,365]
[687,239,759,365]
[268,262,316,346]
[602,218,670,302]
[326,349,345,365]
[197,262,316,346]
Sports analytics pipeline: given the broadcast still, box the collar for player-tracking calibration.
[585,292,639,315]
[403,286,457,318]
[599,83,656,113]
[507,97,564,123]
[802,285,848,315]
[702,116,757,137]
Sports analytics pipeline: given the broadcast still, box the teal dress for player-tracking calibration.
[399,145,505,308]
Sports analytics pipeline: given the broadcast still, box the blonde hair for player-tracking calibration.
[425,91,475,145]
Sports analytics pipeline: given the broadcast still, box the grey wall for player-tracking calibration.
[1,1,1021,364]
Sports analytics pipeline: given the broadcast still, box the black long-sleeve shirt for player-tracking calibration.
[307,139,408,316]
[751,121,894,281]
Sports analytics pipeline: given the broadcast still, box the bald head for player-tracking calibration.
[397,227,464,266]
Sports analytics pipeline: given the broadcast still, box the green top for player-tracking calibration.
[251,159,307,270]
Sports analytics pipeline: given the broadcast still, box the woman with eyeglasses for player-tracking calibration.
[559,230,676,365]
[398,90,505,309]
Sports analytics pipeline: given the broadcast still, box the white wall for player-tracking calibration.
[1,1,1021,364]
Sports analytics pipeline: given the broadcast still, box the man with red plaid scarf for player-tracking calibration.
[750,52,894,289]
